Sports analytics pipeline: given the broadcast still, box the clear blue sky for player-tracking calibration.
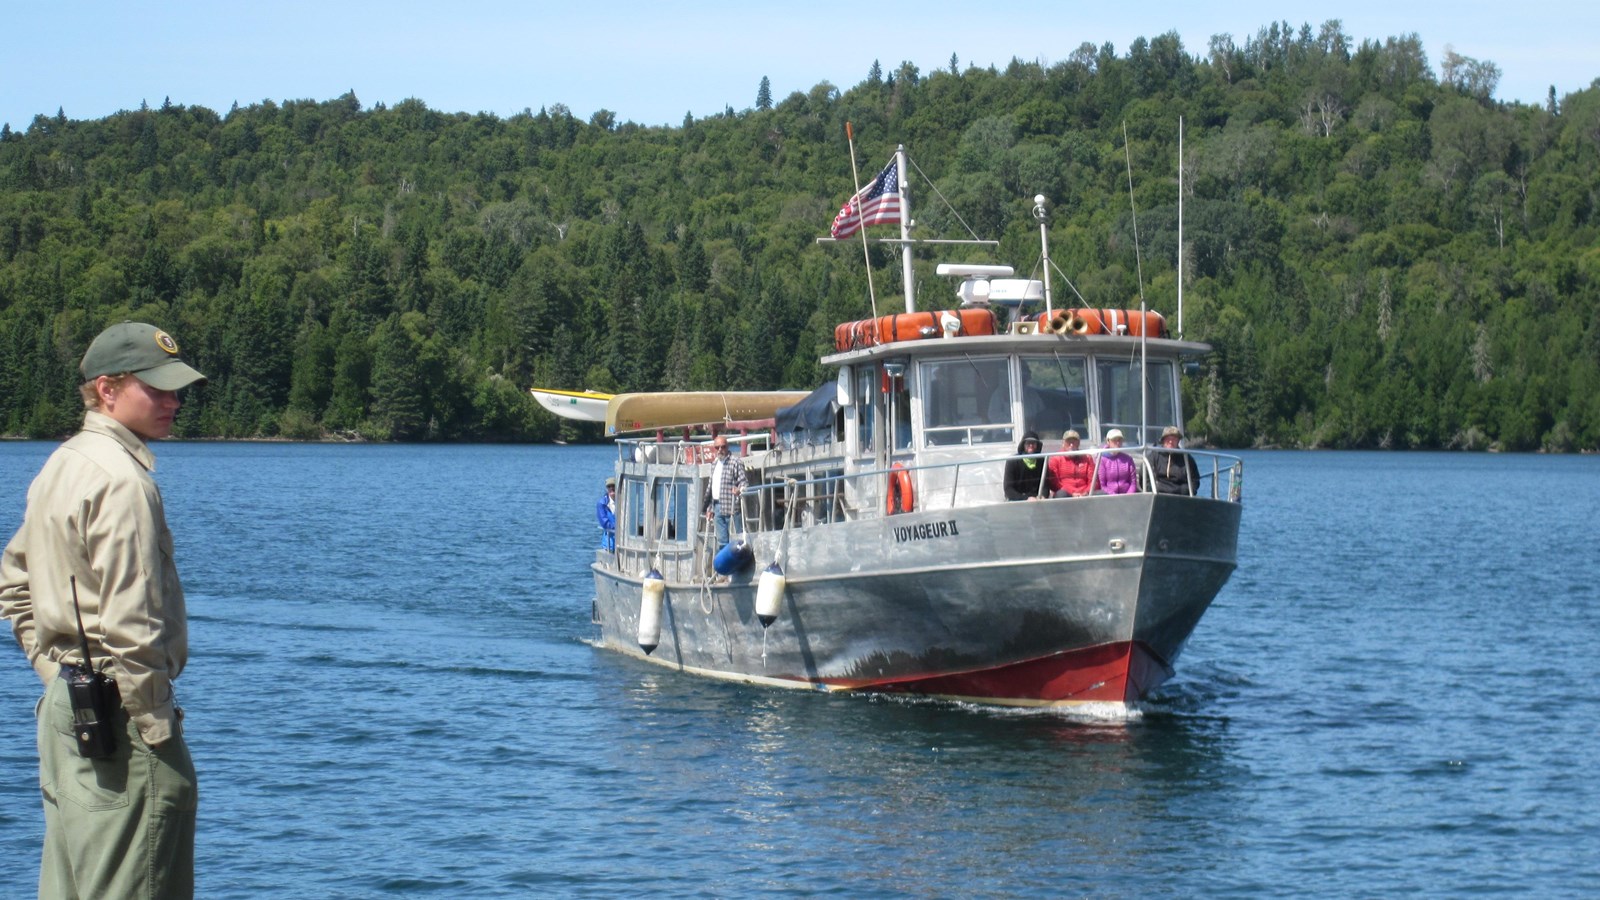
[6,1,1595,131]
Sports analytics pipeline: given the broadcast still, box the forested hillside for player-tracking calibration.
[2,21,1597,449]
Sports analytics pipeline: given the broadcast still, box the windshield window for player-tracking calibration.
[920,357,1013,446]
[1020,355,1088,441]
[1096,357,1177,444]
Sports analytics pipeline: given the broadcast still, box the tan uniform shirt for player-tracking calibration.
[0,410,188,745]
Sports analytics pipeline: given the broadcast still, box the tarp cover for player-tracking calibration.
[775,383,839,447]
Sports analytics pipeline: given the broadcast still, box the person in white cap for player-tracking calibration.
[1,321,206,898]
[1094,428,1139,494]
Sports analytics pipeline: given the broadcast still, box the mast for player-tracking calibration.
[1177,117,1184,339]
[1034,194,1054,317]
[896,145,915,313]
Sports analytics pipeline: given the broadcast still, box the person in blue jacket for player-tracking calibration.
[597,477,616,551]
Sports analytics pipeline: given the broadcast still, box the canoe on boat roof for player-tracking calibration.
[606,391,813,434]
[529,387,613,422]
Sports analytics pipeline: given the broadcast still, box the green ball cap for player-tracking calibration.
[79,322,208,391]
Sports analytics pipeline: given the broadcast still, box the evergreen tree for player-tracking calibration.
[323,315,372,432]
[369,314,426,440]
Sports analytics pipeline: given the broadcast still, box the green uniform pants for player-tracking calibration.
[36,676,197,899]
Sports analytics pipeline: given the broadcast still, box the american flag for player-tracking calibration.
[829,159,902,239]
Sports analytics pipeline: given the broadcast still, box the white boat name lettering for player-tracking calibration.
[893,520,959,543]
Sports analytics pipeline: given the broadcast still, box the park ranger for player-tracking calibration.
[1,322,206,899]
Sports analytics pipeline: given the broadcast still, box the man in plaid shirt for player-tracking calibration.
[702,434,746,549]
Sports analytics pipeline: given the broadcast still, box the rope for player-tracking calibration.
[843,123,880,322]
[778,478,798,570]
[696,505,716,613]
[906,154,984,242]
[1122,121,1146,308]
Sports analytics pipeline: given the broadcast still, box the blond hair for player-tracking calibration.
[79,374,130,410]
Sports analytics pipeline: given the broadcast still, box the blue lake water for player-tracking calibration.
[0,441,1596,897]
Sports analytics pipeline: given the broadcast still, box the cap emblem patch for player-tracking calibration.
[155,331,180,355]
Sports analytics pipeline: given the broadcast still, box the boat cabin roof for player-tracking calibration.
[821,330,1213,366]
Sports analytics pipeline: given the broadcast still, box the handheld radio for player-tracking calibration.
[66,576,118,759]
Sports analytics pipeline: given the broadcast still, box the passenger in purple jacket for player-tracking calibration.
[1093,428,1139,494]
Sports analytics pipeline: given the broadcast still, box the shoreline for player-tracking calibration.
[4,435,1593,453]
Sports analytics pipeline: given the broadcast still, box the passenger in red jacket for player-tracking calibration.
[1046,430,1094,498]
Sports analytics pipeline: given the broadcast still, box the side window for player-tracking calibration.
[888,363,912,450]
[854,368,877,455]
[623,479,646,538]
[651,481,688,542]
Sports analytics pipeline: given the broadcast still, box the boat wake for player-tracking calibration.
[867,691,1145,724]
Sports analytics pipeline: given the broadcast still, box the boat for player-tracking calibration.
[546,145,1243,711]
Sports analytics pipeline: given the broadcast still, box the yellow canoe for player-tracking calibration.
[606,391,812,433]
[530,388,613,422]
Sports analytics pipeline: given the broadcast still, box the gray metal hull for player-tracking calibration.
[592,493,1238,707]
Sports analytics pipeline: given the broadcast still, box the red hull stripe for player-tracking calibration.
[854,642,1173,705]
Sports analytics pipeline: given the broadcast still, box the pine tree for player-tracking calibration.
[323,316,372,432]
[370,314,425,440]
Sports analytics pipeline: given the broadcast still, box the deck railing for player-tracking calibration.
[613,430,773,467]
[732,446,1242,534]
[606,436,1242,578]
[608,432,1235,525]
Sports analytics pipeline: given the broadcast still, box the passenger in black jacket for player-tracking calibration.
[1003,431,1046,500]
[1147,425,1201,495]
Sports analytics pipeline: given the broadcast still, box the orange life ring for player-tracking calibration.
[1064,308,1166,338]
[833,309,999,351]
[887,464,914,515]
